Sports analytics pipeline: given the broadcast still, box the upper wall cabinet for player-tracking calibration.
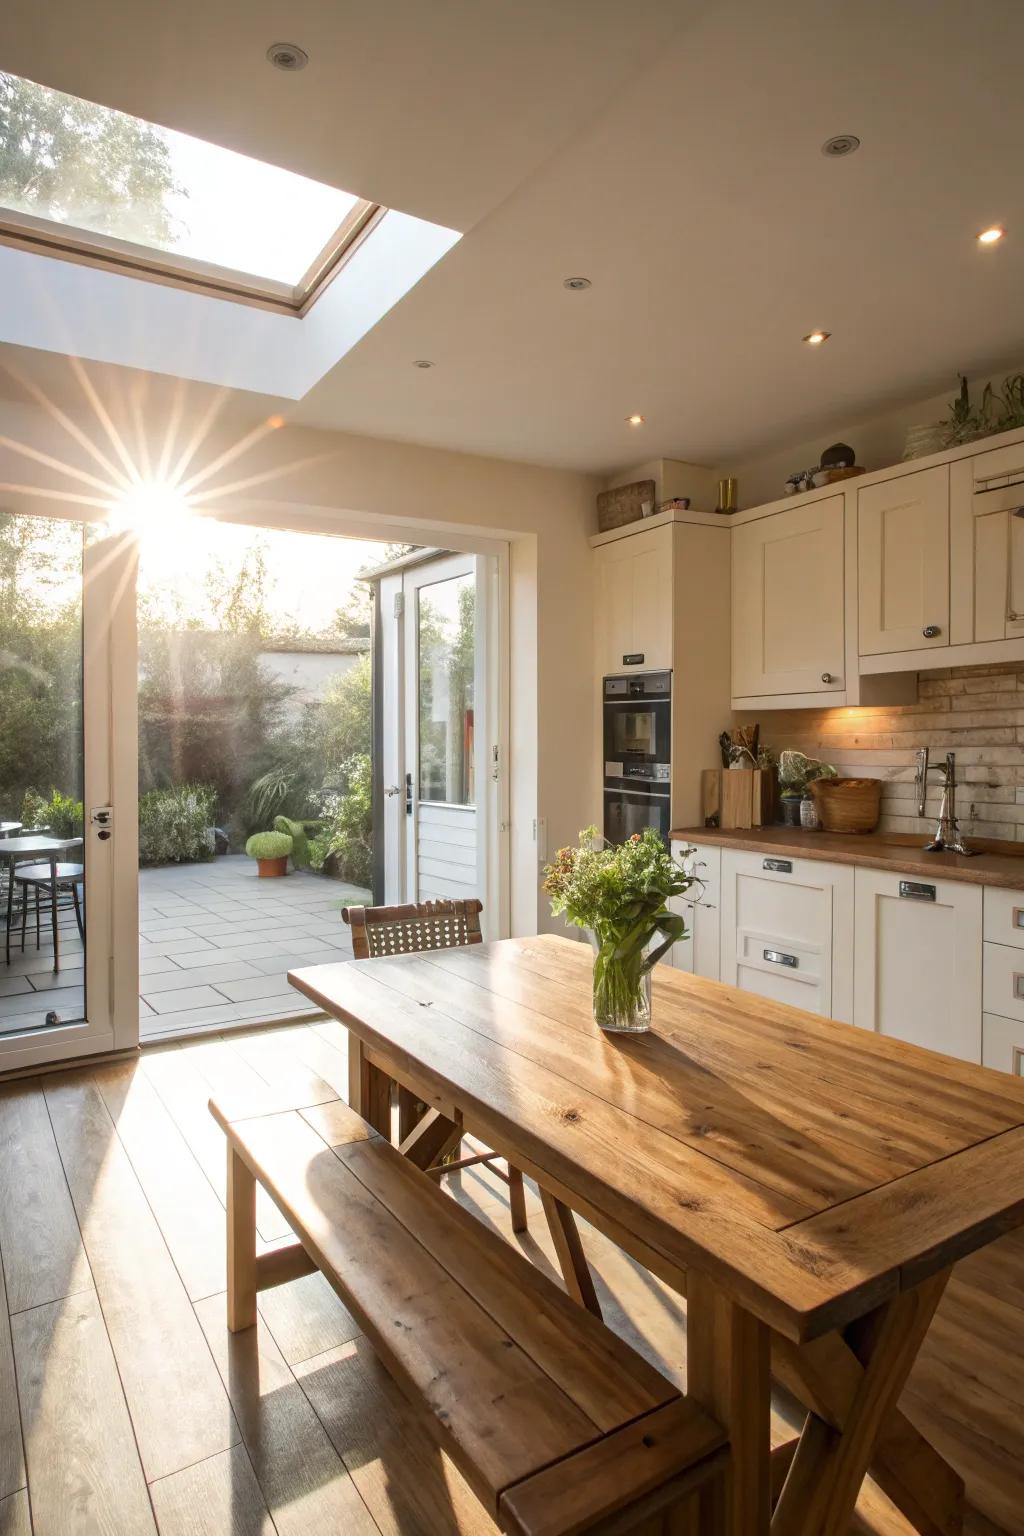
[951,440,1024,644]
[857,465,949,656]
[731,497,844,701]
[593,523,673,674]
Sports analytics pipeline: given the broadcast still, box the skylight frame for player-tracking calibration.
[0,195,385,316]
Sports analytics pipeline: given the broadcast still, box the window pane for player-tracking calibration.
[418,574,475,806]
[0,70,361,284]
[0,513,85,1034]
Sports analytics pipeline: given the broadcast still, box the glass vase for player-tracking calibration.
[589,933,653,1033]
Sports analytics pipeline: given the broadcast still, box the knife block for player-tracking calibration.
[701,768,776,830]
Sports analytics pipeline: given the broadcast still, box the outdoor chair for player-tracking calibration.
[341,898,530,1231]
[12,861,84,972]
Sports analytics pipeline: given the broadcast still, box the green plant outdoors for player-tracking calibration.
[544,828,692,1027]
[20,787,83,837]
[245,830,294,863]
[138,784,217,866]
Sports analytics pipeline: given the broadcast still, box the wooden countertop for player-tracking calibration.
[669,824,1024,889]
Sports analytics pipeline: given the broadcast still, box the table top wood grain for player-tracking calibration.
[290,934,1024,1342]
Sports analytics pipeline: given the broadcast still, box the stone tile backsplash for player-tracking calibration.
[738,663,1024,842]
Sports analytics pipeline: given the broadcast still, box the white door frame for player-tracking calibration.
[0,525,139,1072]
[381,548,509,939]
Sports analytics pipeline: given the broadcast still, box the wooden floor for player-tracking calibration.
[0,1020,1020,1536]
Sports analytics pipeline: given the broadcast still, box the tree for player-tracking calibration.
[332,585,371,641]
[0,71,183,245]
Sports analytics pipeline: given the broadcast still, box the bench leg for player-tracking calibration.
[226,1144,258,1332]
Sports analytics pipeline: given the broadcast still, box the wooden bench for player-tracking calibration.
[211,1093,728,1535]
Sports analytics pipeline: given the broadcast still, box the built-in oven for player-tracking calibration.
[602,672,671,845]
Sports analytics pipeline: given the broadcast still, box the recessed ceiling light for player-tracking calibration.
[412,359,434,369]
[563,276,592,291]
[822,134,860,158]
[803,331,831,346]
[267,42,309,71]
[977,225,1005,246]
[626,413,645,426]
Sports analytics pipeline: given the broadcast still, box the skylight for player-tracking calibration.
[0,71,381,312]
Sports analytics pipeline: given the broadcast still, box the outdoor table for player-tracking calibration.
[288,931,1024,1536]
[0,823,22,838]
[2,834,84,966]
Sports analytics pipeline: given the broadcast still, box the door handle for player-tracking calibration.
[405,773,413,816]
[899,880,936,901]
[763,949,798,968]
[922,625,941,639]
[763,858,793,873]
[383,784,403,796]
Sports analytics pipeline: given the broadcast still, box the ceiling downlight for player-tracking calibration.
[563,276,592,291]
[267,43,309,71]
[821,134,860,157]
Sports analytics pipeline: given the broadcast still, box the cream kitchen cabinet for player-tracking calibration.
[858,465,950,656]
[983,1012,1024,1075]
[731,497,845,702]
[950,441,1024,644]
[593,522,673,674]
[980,885,1024,1075]
[719,849,854,1021]
[669,841,720,980]
[853,867,982,1061]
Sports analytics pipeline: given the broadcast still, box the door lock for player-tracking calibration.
[90,805,113,841]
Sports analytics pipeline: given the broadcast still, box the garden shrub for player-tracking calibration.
[274,815,309,868]
[138,784,217,866]
[310,754,373,887]
[19,787,84,837]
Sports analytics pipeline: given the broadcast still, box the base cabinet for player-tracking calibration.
[669,841,720,980]
[853,868,982,1061]
[719,850,853,1022]
[983,1012,1024,1076]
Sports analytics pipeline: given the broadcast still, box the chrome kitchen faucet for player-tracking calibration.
[914,748,975,855]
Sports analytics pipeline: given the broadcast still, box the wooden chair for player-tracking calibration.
[342,898,530,1232]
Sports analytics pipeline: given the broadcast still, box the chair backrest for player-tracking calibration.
[342,899,483,960]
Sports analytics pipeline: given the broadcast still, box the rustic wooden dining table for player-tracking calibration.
[289,933,1024,1536]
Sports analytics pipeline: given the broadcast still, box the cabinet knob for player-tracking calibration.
[922,625,941,639]
[821,672,833,684]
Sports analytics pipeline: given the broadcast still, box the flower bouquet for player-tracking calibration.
[543,828,694,1032]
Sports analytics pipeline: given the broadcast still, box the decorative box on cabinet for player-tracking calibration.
[857,465,950,657]
[669,841,720,981]
[731,497,845,704]
[853,867,982,1061]
[719,849,853,1022]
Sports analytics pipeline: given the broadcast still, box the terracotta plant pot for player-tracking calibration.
[256,856,289,878]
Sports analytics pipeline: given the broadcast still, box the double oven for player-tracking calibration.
[602,672,671,845]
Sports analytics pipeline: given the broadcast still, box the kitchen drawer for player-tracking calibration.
[720,849,854,1022]
[982,941,1024,1024]
[983,885,1024,949]
[982,1011,1024,1076]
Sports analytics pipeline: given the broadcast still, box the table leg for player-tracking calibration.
[771,1268,954,1536]
[346,1034,393,1138]
[686,1269,771,1536]
[540,1189,602,1318]
[49,856,59,971]
[4,861,13,966]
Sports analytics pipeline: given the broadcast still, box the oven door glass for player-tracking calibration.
[603,789,670,846]
[604,702,669,764]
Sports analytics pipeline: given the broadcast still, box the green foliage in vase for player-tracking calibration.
[543,828,693,1026]
[777,750,836,799]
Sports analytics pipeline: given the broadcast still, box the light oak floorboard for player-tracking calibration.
[0,1085,92,1313]
[42,1073,238,1483]
[148,1445,273,1536]
[0,1490,32,1536]
[0,1255,25,1501]
[11,1291,156,1535]
[195,1292,377,1535]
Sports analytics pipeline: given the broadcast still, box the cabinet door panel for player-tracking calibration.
[858,466,949,655]
[630,538,672,670]
[731,499,844,697]
[670,842,720,979]
[982,1012,1024,1075]
[594,526,672,673]
[853,869,981,1061]
[720,850,853,1022]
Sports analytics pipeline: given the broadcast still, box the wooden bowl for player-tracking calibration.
[810,777,882,834]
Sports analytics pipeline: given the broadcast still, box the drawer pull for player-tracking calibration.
[1013,907,1024,930]
[899,880,936,901]
[764,949,798,968]
[763,858,793,874]
[1014,974,1024,1001]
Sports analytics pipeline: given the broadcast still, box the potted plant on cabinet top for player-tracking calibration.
[245,828,293,878]
[543,827,692,1034]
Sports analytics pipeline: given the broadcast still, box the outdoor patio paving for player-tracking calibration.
[138,855,369,1040]
[0,854,369,1040]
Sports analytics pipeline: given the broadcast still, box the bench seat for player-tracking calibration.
[211,1092,727,1535]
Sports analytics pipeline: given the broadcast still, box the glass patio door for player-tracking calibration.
[0,514,137,1071]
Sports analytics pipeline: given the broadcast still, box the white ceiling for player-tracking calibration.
[2,0,1024,473]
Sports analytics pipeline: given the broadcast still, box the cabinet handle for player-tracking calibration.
[899,880,936,901]
[1014,974,1024,1001]
[1013,907,1024,930]
[821,672,834,684]
[1009,611,1021,623]
[763,858,793,873]
[922,625,941,639]
[764,949,798,968]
